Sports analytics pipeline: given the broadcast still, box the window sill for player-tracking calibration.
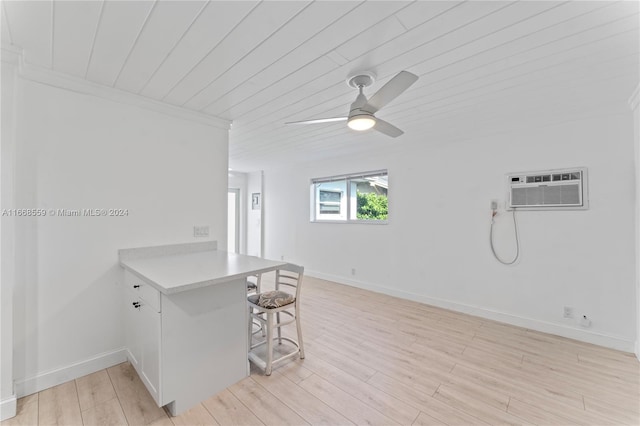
[310,220,388,225]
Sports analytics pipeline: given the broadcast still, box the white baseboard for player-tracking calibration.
[0,396,17,421]
[15,348,127,398]
[307,270,636,353]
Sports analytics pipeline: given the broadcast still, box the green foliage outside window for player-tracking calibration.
[356,192,388,220]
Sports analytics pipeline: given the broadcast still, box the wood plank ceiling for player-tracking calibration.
[2,1,638,171]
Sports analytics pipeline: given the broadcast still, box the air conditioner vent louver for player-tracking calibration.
[507,168,588,210]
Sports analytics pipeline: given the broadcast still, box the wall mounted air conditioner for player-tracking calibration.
[506,167,588,210]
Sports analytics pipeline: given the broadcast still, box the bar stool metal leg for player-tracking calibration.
[265,313,274,375]
[296,312,305,359]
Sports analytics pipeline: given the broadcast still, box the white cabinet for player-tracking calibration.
[123,285,141,369]
[119,247,287,416]
[121,270,249,415]
[138,302,161,401]
[123,271,162,405]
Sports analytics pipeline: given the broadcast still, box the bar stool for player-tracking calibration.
[247,263,304,375]
[247,274,263,336]
[246,274,261,294]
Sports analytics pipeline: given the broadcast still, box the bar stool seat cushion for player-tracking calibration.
[248,290,295,309]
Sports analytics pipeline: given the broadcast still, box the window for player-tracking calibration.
[319,190,342,214]
[310,170,388,223]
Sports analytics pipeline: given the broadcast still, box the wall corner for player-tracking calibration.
[630,84,640,361]
[0,43,19,421]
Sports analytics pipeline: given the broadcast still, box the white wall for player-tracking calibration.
[228,171,247,254]
[1,47,19,420]
[631,85,640,359]
[9,75,228,396]
[246,171,263,257]
[263,112,637,351]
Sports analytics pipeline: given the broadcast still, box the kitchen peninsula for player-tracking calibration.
[119,241,285,416]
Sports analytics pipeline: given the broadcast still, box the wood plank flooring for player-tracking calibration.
[3,275,639,425]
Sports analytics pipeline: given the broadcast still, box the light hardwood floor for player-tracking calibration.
[3,275,639,425]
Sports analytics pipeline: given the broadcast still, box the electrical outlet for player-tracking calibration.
[490,200,498,210]
[193,225,209,238]
[280,255,284,261]
[351,268,356,276]
[563,306,574,318]
[580,315,591,327]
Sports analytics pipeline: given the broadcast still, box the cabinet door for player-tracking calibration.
[123,287,141,369]
[139,301,162,405]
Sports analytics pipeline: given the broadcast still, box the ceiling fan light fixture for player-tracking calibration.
[284,70,417,138]
[348,114,376,131]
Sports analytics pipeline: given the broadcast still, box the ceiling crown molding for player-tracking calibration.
[6,47,230,130]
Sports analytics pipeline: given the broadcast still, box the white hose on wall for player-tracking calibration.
[490,209,520,265]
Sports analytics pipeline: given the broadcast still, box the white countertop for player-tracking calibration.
[120,249,286,295]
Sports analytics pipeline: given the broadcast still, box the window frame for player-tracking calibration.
[310,169,388,224]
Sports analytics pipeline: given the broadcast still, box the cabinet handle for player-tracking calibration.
[132,302,141,308]
[133,285,140,289]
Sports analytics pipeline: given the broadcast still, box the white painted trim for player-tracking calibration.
[0,396,17,421]
[3,46,230,130]
[307,270,636,353]
[14,348,127,398]
[260,170,265,258]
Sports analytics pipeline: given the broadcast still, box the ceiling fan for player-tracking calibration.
[285,70,418,138]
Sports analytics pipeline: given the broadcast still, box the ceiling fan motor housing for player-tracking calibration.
[347,73,376,120]
[349,93,373,117]
[348,91,376,132]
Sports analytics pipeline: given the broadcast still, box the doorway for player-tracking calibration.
[228,188,240,253]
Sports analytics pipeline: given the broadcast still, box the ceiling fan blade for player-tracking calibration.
[365,71,418,113]
[373,118,404,138]
[285,117,347,125]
